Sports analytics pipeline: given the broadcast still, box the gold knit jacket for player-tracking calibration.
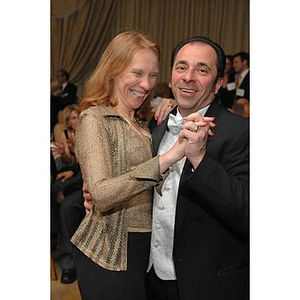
[71,106,163,271]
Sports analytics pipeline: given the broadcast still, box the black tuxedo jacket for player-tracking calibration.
[60,82,78,108]
[51,82,78,131]
[236,71,250,101]
[149,99,249,300]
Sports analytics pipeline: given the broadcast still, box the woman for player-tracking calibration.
[50,104,81,250]
[219,55,236,108]
[51,104,79,171]
[71,31,186,300]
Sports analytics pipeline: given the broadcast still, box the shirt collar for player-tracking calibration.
[61,82,68,90]
[240,69,249,80]
[175,104,210,119]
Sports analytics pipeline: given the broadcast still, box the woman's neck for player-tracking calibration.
[116,104,135,122]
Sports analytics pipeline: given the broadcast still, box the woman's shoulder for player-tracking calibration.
[80,105,117,119]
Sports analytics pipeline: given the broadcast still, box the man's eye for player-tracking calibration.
[199,68,208,74]
[176,66,186,71]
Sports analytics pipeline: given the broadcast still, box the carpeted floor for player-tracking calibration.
[51,259,81,300]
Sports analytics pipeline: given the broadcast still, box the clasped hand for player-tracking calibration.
[178,112,216,169]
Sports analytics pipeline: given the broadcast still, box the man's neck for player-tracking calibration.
[178,97,215,117]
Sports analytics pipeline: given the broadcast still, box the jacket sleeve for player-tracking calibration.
[75,109,162,212]
[182,124,249,239]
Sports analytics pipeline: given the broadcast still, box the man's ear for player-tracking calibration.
[214,77,223,94]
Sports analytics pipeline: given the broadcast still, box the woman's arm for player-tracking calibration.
[76,110,185,213]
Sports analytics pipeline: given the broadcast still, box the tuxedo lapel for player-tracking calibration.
[179,99,221,172]
[205,98,222,118]
[176,100,222,230]
[151,119,167,155]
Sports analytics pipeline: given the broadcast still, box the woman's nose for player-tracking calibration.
[139,76,151,91]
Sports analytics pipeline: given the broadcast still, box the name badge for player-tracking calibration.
[236,88,245,97]
[227,82,236,91]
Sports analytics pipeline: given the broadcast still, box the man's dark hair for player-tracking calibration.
[170,36,226,82]
[233,51,249,66]
[58,69,70,81]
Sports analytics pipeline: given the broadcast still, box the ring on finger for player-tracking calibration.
[194,125,199,132]
[168,104,173,108]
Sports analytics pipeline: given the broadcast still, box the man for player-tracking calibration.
[51,69,78,132]
[144,36,249,300]
[51,163,85,284]
[83,36,249,299]
[233,51,250,102]
[58,189,85,283]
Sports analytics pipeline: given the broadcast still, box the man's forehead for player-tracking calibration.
[175,42,216,64]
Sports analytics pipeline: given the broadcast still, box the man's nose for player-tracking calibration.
[183,68,196,82]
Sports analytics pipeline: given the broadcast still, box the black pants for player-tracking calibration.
[58,190,85,269]
[74,232,151,300]
[51,171,82,236]
[146,267,180,300]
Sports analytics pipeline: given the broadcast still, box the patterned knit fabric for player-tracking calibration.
[71,106,162,271]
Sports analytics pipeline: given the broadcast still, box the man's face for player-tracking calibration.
[170,42,222,117]
[233,56,244,74]
[56,71,65,85]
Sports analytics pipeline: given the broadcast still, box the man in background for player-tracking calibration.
[233,51,250,102]
[51,69,78,132]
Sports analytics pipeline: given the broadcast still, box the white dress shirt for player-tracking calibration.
[61,82,68,92]
[236,68,249,86]
[147,105,209,280]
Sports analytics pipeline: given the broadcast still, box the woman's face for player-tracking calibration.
[68,110,79,130]
[225,57,232,74]
[113,48,159,111]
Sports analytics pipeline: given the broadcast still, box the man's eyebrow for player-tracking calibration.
[175,60,211,70]
[175,60,188,66]
[196,62,211,70]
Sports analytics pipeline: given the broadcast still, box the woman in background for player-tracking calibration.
[219,54,236,108]
[51,104,79,170]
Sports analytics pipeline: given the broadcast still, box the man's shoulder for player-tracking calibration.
[217,105,249,134]
[66,82,77,90]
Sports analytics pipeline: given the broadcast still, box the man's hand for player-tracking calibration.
[82,181,93,214]
[56,170,74,182]
[179,112,216,169]
[57,191,65,203]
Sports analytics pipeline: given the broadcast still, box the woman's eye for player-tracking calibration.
[132,71,142,76]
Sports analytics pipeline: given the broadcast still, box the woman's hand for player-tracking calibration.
[158,135,187,174]
[152,98,177,125]
[82,181,93,214]
[51,142,64,156]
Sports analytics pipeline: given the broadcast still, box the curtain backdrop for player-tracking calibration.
[51,0,249,100]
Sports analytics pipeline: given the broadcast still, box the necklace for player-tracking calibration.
[116,109,152,149]
[117,111,137,126]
